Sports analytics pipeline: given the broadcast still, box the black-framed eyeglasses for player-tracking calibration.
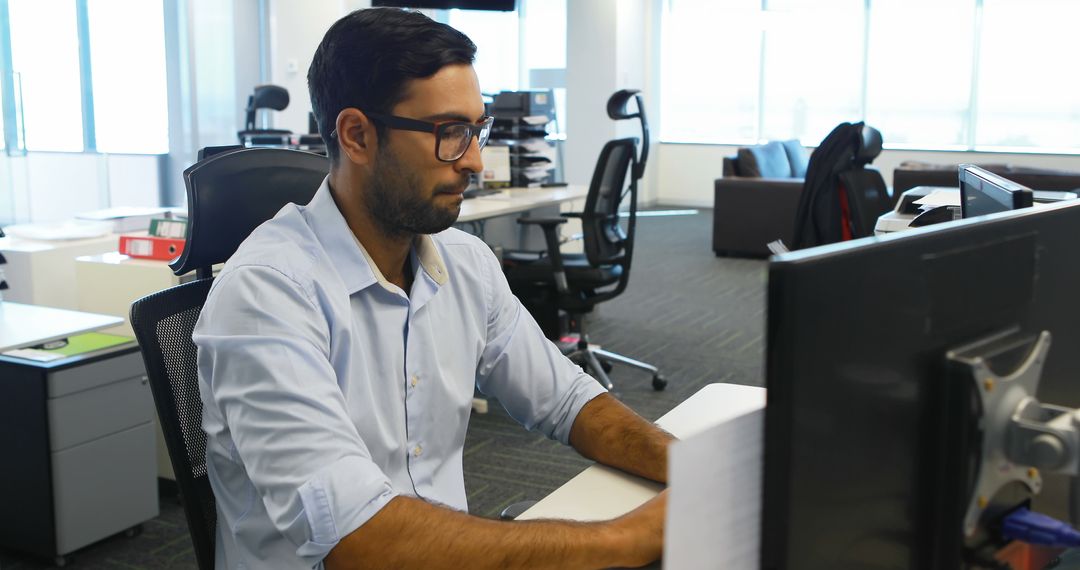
[333,110,494,162]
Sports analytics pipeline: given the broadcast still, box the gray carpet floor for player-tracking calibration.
[0,207,768,568]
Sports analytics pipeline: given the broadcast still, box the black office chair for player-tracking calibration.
[237,84,292,145]
[129,147,328,570]
[837,125,892,238]
[503,89,666,392]
[792,122,892,248]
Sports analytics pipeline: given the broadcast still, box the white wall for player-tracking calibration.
[267,0,372,134]
[565,0,657,201]
[0,153,160,224]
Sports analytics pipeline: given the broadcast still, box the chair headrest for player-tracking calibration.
[171,148,328,276]
[250,84,290,112]
[607,89,642,120]
[854,125,883,166]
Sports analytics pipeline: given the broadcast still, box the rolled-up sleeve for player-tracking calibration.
[195,265,397,564]
[473,249,606,444]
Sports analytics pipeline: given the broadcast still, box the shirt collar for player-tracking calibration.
[347,232,449,292]
[304,177,450,294]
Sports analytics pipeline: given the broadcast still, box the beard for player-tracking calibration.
[367,145,467,239]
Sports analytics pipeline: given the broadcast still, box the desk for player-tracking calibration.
[518,383,766,522]
[458,185,588,223]
[456,185,588,253]
[0,302,157,565]
[0,301,122,352]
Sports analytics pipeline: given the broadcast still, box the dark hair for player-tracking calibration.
[307,8,477,163]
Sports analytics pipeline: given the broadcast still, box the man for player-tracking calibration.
[194,8,671,569]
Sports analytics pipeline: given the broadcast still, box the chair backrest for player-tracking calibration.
[792,122,887,249]
[242,84,290,132]
[129,278,216,570]
[171,147,329,278]
[571,90,648,302]
[838,169,891,238]
[131,148,327,568]
[837,126,891,238]
[582,138,637,268]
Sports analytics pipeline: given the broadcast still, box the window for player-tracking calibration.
[9,0,84,152]
[87,0,169,154]
[446,0,567,135]
[759,0,864,144]
[661,0,1080,153]
[3,0,169,154]
[865,0,976,149]
[448,8,520,94]
[661,0,760,144]
[976,0,1080,150]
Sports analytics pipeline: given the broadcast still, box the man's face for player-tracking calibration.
[366,63,485,238]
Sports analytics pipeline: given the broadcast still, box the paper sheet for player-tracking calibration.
[664,407,765,570]
[912,188,960,207]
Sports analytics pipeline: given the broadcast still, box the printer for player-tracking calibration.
[874,185,1079,235]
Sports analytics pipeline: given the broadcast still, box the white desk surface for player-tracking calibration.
[458,185,588,223]
[0,301,124,352]
[517,383,767,522]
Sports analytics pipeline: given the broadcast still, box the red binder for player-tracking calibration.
[118,235,186,260]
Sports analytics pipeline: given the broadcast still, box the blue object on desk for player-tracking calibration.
[1002,508,1080,548]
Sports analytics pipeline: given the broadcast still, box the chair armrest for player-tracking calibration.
[516,216,569,226]
[559,212,583,219]
[516,217,569,292]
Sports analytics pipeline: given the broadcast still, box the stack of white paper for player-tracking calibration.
[664,407,765,570]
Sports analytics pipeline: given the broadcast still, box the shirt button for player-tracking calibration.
[411,375,419,388]
[413,445,423,457]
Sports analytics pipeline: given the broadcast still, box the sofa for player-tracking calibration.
[713,140,809,257]
[893,161,1080,195]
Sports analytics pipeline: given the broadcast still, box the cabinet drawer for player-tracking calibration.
[51,422,158,555]
[48,375,154,451]
[47,350,144,398]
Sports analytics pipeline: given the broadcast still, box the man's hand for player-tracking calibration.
[606,489,668,568]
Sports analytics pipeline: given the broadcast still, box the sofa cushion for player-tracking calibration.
[780,140,809,178]
[737,141,790,178]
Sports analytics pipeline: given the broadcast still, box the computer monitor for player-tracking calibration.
[372,0,516,10]
[761,201,1080,569]
[959,164,1034,218]
[197,145,243,161]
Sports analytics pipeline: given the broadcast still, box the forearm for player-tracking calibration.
[324,495,647,570]
[569,393,675,483]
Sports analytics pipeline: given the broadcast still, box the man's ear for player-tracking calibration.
[335,108,378,165]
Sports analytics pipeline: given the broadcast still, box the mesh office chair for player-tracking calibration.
[503,90,666,392]
[129,147,328,570]
[237,84,292,145]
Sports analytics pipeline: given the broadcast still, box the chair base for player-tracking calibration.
[563,336,667,392]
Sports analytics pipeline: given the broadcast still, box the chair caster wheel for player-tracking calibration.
[651,374,667,391]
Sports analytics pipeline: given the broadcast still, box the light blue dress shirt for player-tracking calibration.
[193,177,606,569]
